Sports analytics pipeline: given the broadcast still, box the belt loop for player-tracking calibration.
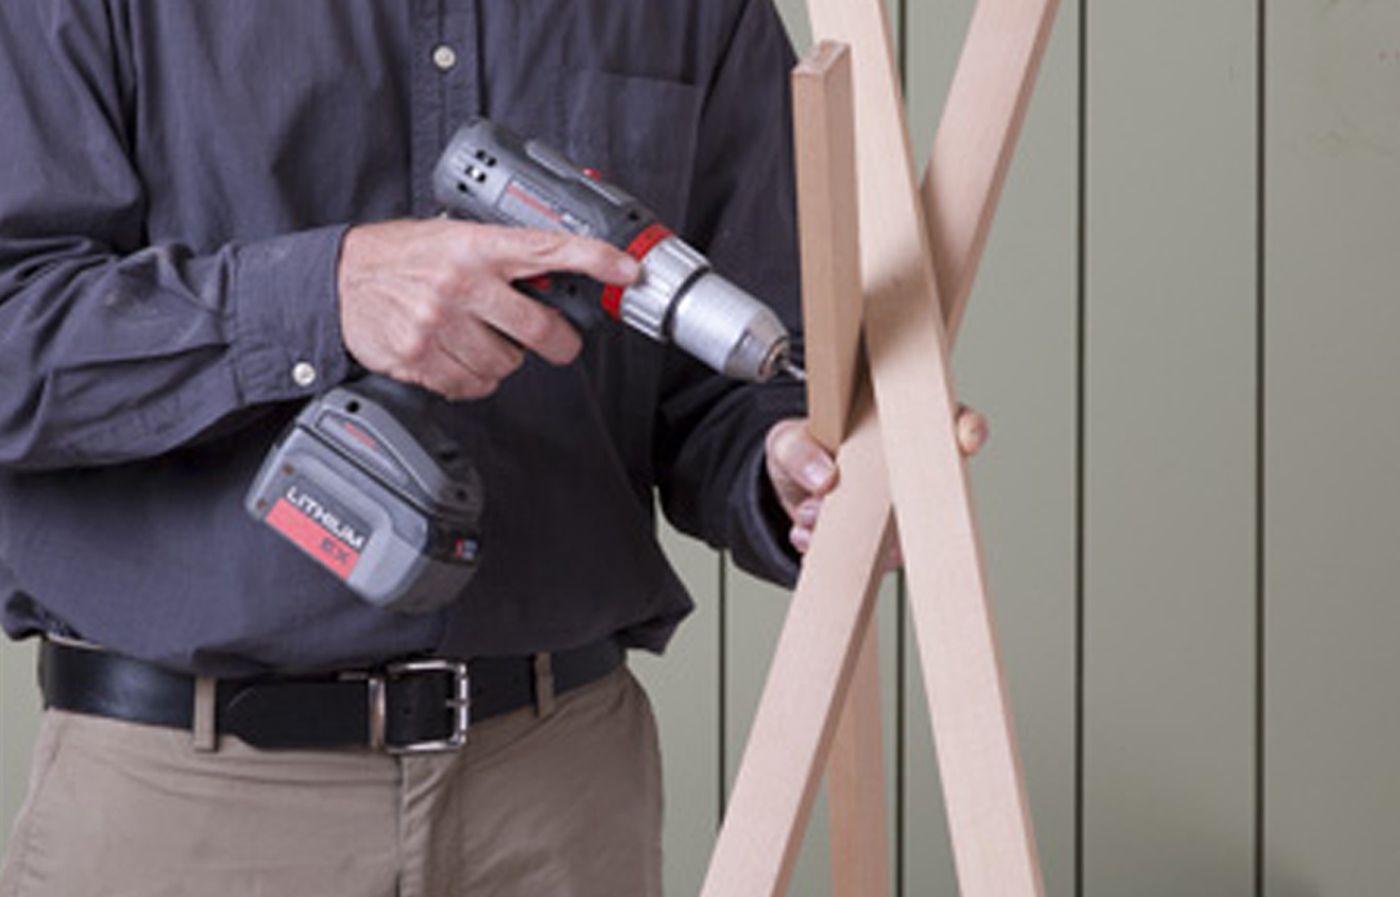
[191,676,219,752]
[533,652,556,719]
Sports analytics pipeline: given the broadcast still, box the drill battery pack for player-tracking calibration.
[245,382,483,614]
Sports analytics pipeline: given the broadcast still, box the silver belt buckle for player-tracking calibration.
[364,659,471,754]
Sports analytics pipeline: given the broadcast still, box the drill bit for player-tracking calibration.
[782,360,807,382]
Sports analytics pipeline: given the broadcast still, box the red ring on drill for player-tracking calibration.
[600,223,673,320]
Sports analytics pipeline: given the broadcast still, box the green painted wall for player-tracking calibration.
[6,3,1400,895]
[0,642,39,852]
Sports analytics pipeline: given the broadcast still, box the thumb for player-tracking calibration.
[765,419,839,514]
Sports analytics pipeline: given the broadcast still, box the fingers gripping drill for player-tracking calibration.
[434,117,804,383]
[246,117,803,614]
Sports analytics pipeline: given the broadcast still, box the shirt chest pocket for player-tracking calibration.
[519,69,704,231]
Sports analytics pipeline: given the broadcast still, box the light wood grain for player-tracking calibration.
[794,41,863,453]
[701,384,896,897]
[804,0,1051,894]
[827,620,890,897]
[901,1,1080,892]
[701,0,1059,893]
[793,41,892,897]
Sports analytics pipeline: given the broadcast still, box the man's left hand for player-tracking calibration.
[764,407,990,559]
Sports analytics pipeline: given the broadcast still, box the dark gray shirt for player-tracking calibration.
[0,0,803,675]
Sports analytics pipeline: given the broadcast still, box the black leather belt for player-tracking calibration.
[38,638,624,753]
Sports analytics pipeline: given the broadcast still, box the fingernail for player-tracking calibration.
[791,527,812,553]
[801,457,835,491]
[617,256,641,281]
[797,500,820,528]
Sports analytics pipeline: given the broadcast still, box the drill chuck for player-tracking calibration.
[612,232,696,341]
[622,234,792,381]
[672,272,792,381]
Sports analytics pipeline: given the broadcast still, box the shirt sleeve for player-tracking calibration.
[0,2,351,472]
[654,0,807,587]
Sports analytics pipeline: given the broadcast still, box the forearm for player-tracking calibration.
[0,3,355,471]
[0,227,350,470]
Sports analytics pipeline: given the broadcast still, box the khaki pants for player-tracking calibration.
[0,667,662,897]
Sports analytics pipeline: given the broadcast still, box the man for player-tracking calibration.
[0,2,984,895]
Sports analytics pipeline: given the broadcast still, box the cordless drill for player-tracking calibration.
[246,117,801,614]
[433,117,803,382]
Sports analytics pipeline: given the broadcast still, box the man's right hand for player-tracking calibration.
[338,219,641,400]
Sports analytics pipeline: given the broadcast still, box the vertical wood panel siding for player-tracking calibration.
[0,642,40,849]
[902,2,1081,896]
[1081,2,1259,895]
[632,523,723,897]
[900,1,972,888]
[7,5,1400,896]
[1263,3,1400,894]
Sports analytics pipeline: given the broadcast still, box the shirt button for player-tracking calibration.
[432,44,457,72]
[292,362,318,388]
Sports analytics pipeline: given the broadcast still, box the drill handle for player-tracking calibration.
[344,376,474,480]
[349,374,432,417]
[516,273,609,334]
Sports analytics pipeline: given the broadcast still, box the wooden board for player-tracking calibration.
[720,9,897,897]
[827,621,891,897]
[902,1,1080,893]
[792,41,892,897]
[804,0,1053,894]
[725,565,833,897]
[706,385,898,897]
[724,569,900,897]
[922,0,1063,337]
[704,0,1060,894]
[794,41,863,453]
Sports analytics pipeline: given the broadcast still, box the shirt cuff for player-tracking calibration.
[729,440,801,588]
[230,225,352,404]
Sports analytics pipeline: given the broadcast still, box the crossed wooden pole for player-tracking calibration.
[700,1,1061,895]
